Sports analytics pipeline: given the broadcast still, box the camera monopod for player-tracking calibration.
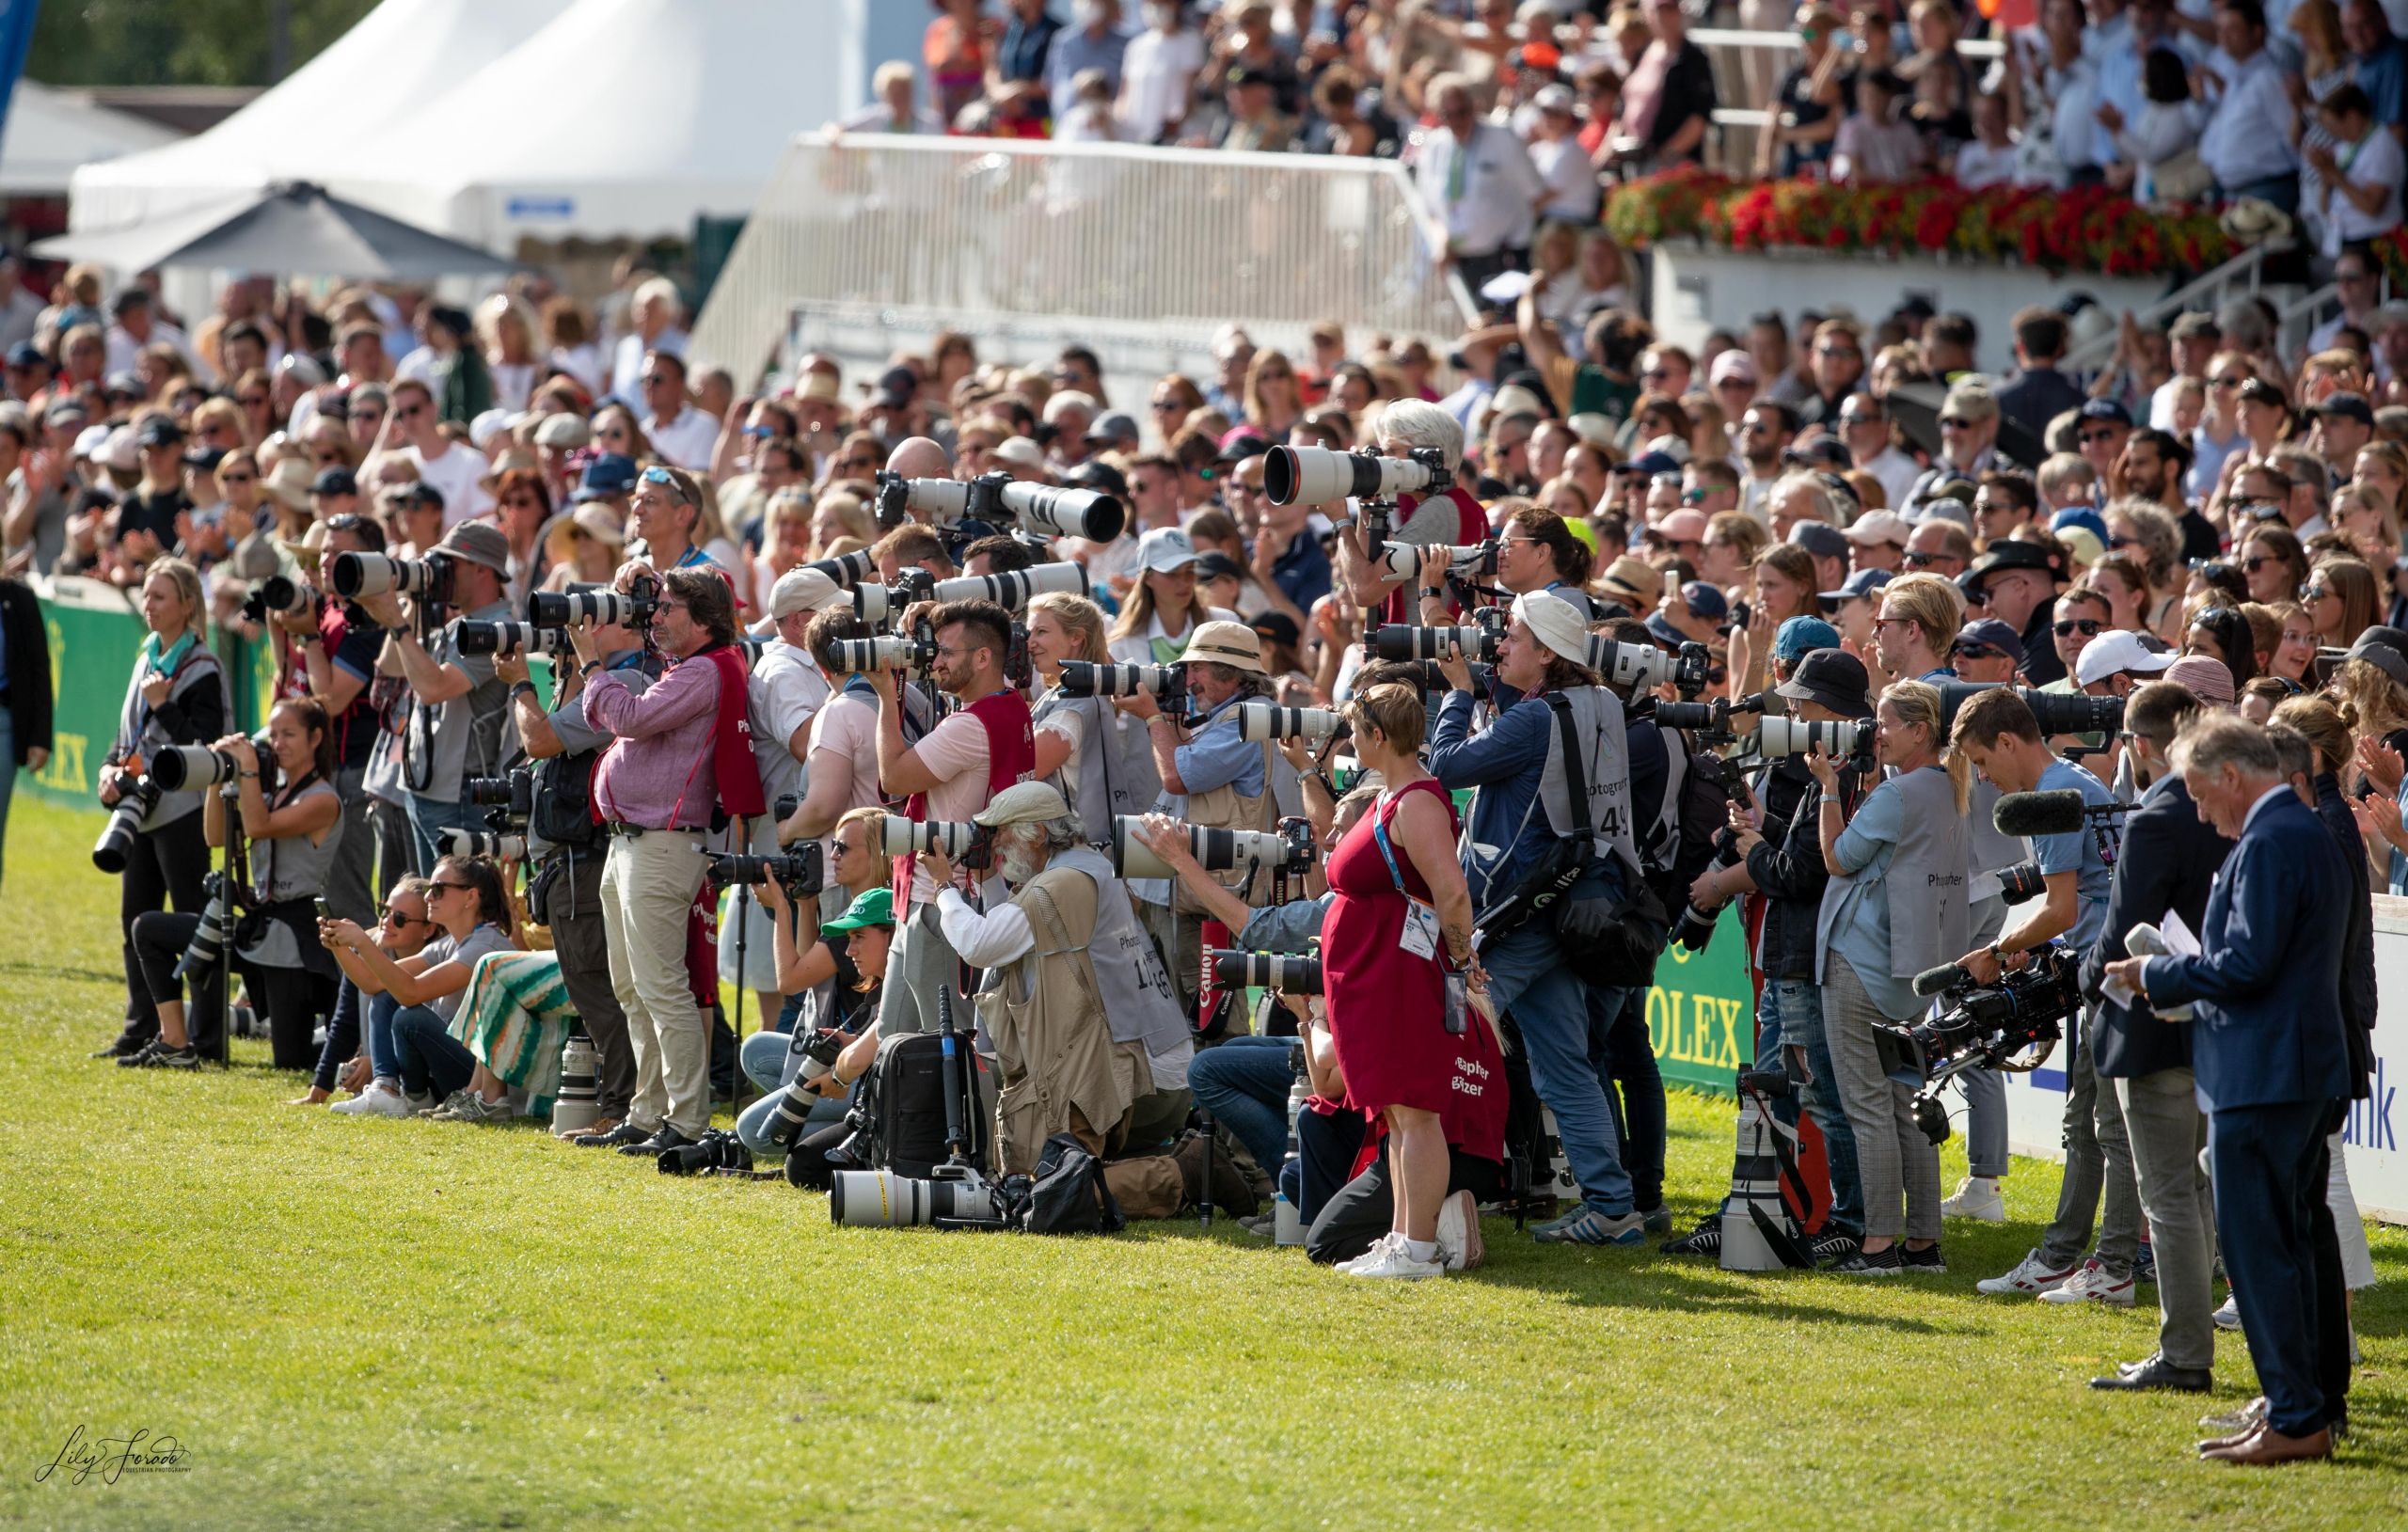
[930,987,1007,1229]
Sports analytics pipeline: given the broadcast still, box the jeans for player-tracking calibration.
[2037,1015,2142,1277]
[1601,987,1665,1213]
[2114,1068,2217,1371]
[1190,1034,1296,1176]
[313,977,366,1092]
[404,793,478,880]
[1783,976,1863,1240]
[363,988,405,1080]
[390,1002,477,1101]
[735,1031,849,1157]
[1481,922,1632,1216]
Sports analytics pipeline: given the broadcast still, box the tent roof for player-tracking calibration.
[0,83,183,197]
[33,183,530,280]
[330,0,849,246]
[67,0,571,233]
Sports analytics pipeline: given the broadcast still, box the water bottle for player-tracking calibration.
[1275,1042,1310,1246]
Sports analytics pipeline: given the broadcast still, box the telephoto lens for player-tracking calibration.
[174,874,234,983]
[1755,716,1872,759]
[1371,541,1498,579]
[436,828,527,860]
[453,621,567,658]
[1997,861,2048,904]
[1234,702,1346,745]
[1260,445,1442,505]
[1207,948,1324,994]
[550,1033,599,1137]
[1370,624,1498,663]
[850,582,919,626]
[147,743,238,792]
[828,1168,1001,1227]
[756,1030,848,1150]
[996,482,1125,543]
[91,779,162,873]
[804,548,876,590]
[1055,660,1180,699]
[876,816,986,862]
[526,587,641,628]
[929,561,1085,611]
[1671,830,1743,953]
[1111,817,1292,880]
[242,575,312,623]
[2023,687,2124,735]
[831,635,935,675]
[657,1128,752,1176]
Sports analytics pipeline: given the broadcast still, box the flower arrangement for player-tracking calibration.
[1605,168,2240,277]
[2376,227,2408,295]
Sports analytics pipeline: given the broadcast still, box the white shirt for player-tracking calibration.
[747,638,829,802]
[1862,446,1923,512]
[105,318,195,377]
[2321,129,2404,257]
[1529,134,1600,222]
[1411,119,1545,259]
[1117,26,1206,143]
[2197,51,2298,190]
[408,439,492,528]
[643,404,719,470]
[611,325,688,404]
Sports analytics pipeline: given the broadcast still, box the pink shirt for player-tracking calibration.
[585,655,723,830]
[903,708,994,905]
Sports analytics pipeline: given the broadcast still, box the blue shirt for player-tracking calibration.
[1430,685,1557,912]
[1269,529,1332,612]
[1158,694,1265,815]
[1045,24,1129,120]
[997,11,1062,84]
[2355,39,2407,132]
[2032,757,2115,952]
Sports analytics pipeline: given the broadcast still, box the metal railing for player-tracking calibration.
[2278,271,2398,361]
[2059,243,2283,375]
[689,134,1475,389]
[1690,28,2004,172]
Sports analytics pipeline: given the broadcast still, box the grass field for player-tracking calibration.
[2,794,2403,1531]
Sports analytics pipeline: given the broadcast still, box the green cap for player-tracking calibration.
[821,885,895,934]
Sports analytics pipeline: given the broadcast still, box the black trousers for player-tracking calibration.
[1306,1144,1504,1267]
[542,852,638,1121]
[131,910,329,1069]
[118,813,211,1041]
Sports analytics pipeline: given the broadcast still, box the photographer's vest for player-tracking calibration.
[240,776,343,978]
[1534,685,1640,877]
[1169,696,1281,913]
[975,859,1135,1176]
[1031,688,1155,845]
[1052,846,1193,1073]
[405,603,514,797]
[891,687,1033,906]
[115,638,225,830]
[1814,766,1970,1003]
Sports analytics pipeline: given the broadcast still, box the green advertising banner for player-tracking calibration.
[15,577,1753,1095]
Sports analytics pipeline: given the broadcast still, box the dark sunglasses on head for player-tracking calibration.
[2053,617,2101,637]
[641,465,677,485]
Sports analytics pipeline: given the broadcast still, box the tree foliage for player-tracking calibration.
[27,0,380,88]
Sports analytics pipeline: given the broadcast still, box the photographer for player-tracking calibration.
[124,700,342,1069]
[925,783,1196,1171]
[313,877,436,1112]
[499,567,660,1144]
[319,854,518,1113]
[1027,590,1155,840]
[1949,688,2139,1307]
[1121,621,1280,1020]
[1428,590,1647,1247]
[359,521,515,875]
[769,888,898,1191]
[277,511,388,922]
[874,598,1032,1036]
[1491,505,1594,614]
[735,807,892,1158]
[2075,681,2228,1395]
[1806,678,1969,1273]
[777,608,889,866]
[579,565,765,1155]
[96,557,226,1061]
[1327,400,1488,624]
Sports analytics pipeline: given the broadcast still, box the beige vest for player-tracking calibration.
[976,863,1136,1176]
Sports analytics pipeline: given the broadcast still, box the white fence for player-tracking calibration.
[689,134,1475,392]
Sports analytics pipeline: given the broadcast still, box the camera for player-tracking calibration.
[1671,829,1744,954]
[92,777,163,873]
[526,576,658,630]
[830,1166,1002,1228]
[1235,702,1346,745]
[436,828,526,860]
[1057,660,1187,717]
[1998,861,2047,904]
[175,871,235,983]
[1929,680,2124,736]
[831,634,937,677]
[1207,948,1324,994]
[879,815,996,870]
[1655,691,1767,744]
[849,571,933,626]
[930,561,1085,613]
[330,551,454,605]
[148,734,271,793]
[1261,445,1448,505]
[1371,541,1498,580]
[453,620,570,659]
[1585,635,1711,697]
[1370,621,1501,664]
[465,772,534,820]
[1756,715,1874,764]
[1110,816,1307,881]
[1887,945,2083,1145]
[876,472,1125,543]
[805,548,876,590]
[705,844,826,894]
[753,1030,848,1151]
[657,1128,753,1176]
[241,575,315,624]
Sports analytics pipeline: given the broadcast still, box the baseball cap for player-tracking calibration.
[1532,83,1576,114]
[1085,411,1141,445]
[135,415,187,448]
[1677,580,1730,623]
[574,452,639,502]
[6,340,46,370]
[1625,450,1682,478]
[1772,615,1842,661]
[768,565,846,619]
[2344,626,2408,689]
[1776,649,1874,719]
[1137,527,1200,574]
[2076,398,2133,427]
[534,413,593,450]
[2074,628,2178,687]
[1215,428,1270,465]
[1250,611,1301,653]
[1782,435,1854,471]
[1952,618,2025,667]
[1194,550,1244,583]
[103,371,144,402]
[1708,351,1759,387]
[974,782,1072,828]
[2050,506,2109,543]
[875,367,918,409]
[2312,391,2374,428]
[182,445,229,472]
[1788,521,1848,561]
[1819,567,1893,610]
[992,436,1047,472]
[1843,511,1911,548]
[2163,655,2237,707]
[2168,311,2221,342]
[310,466,358,497]
[821,886,895,933]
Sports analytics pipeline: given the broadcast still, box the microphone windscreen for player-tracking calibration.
[1911,961,1966,998]
[1992,788,2087,838]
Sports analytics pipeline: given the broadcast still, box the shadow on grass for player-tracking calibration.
[0,957,125,987]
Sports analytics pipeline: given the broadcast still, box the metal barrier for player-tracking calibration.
[2058,243,2285,375]
[689,134,1477,387]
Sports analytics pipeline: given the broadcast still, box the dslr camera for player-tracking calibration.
[879,814,997,872]
[1261,445,1448,506]
[1207,948,1324,995]
[465,772,534,825]
[1057,659,1187,718]
[706,843,826,894]
[454,621,570,659]
[147,731,275,793]
[527,574,661,631]
[874,471,1125,544]
[92,776,165,873]
[1110,815,1312,881]
[1585,635,1714,698]
[832,634,937,678]
[241,575,316,625]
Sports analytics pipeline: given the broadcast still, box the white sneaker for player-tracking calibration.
[329,1082,414,1119]
[2038,1257,2137,1307]
[1434,1190,1484,1272]
[1335,1233,1403,1275]
[2212,1293,2242,1332]
[1344,1239,1444,1280]
[1941,1176,2005,1223]
[1976,1248,2078,1297]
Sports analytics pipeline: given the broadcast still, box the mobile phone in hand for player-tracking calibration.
[314,898,335,924]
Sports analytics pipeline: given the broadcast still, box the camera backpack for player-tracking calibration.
[1011,1131,1126,1235]
[857,1031,987,1179]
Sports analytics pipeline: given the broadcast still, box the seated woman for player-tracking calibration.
[126,698,342,1069]
[297,877,435,1107]
[318,854,518,1117]
[436,944,581,1124]
[774,888,897,1189]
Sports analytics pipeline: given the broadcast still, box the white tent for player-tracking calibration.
[67,0,571,232]
[330,0,855,248]
[0,83,183,197]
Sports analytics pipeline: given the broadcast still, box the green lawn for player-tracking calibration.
[2,793,2402,1531]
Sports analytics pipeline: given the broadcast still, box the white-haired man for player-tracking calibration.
[1328,397,1491,624]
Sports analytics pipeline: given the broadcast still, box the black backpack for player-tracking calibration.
[1009,1132,1124,1234]
[530,746,607,855]
[856,1031,985,1179]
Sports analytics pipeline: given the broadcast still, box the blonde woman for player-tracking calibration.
[478,294,542,414]
[1027,592,1153,841]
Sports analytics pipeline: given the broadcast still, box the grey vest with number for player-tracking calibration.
[1032,688,1132,845]
[1967,779,2023,876]
[252,779,344,903]
[1814,766,1971,1006]
[1052,846,1191,1059]
[116,643,224,830]
[1535,686,1640,876]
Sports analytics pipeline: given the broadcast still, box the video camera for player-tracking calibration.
[1057,660,1186,719]
[1110,815,1313,883]
[331,551,454,607]
[147,732,276,793]
[1235,702,1346,746]
[1887,944,2083,1145]
[879,814,996,871]
[874,471,1125,544]
[1207,948,1323,995]
[454,621,571,659]
[526,575,660,631]
[1261,445,1448,506]
[241,575,316,625]
[706,844,826,894]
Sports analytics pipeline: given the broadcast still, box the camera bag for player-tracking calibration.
[859,1031,986,1179]
[1543,694,1668,988]
[1013,1131,1126,1235]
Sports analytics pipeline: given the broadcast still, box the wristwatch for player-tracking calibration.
[1419,586,1445,600]
[510,681,540,703]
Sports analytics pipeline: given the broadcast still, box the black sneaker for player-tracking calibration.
[118,1037,168,1068]
[136,1044,200,1069]
[1809,1231,1861,1266]
[1660,1219,1722,1256]
[91,1033,150,1059]
[1902,1241,1946,1272]
[1829,1244,1905,1275]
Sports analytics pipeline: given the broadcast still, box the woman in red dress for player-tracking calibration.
[1321,681,1481,1280]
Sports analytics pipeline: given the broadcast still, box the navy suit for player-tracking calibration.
[2143,788,2353,1437]
[2080,774,2228,1080]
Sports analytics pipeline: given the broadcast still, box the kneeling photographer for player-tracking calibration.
[1947,688,2139,1307]
[1428,590,1646,1248]
[125,700,342,1069]
[925,783,1195,1172]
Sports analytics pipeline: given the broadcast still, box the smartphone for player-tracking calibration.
[314,898,335,924]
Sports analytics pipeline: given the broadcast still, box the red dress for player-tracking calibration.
[1323,782,1508,1160]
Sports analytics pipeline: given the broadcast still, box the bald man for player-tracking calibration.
[885,435,952,482]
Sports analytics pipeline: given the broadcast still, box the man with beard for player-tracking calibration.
[2115,428,2218,560]
[1737,402,1798,518]
[1796,318,1865,429]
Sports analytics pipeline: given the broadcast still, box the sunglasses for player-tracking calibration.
[741,424,774,438]
[1680,487,1713,504]
[2242,555,2285,573]
[1150,399,1180,411]
[395,403,425,419]
[2053,617,2102,637]
[2301,583,2333,602]
[2078,428,2119,445]
[642,374,677,387]
[1938,416,1971,430]
[2105,534,2136,548]
[219,472,256,486]
[379,908,427,926]
[1953,643,2000,660]
[1837,413,1878,427]
[429,879,472,895]
[239,394,269,407]
[1901,550,1954,567]
[641,466,677,485]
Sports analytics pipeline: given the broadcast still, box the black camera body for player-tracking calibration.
[527,575,660,631]
[658,1128,752,1176]
[1670,828,1744,953]
[92,776,164,873]
[465,772,534,822]
[242,575,318,626]
[706,843,827,895]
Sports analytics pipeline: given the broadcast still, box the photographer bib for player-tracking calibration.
[1534,686,1639,877]
[1879,766,1972,984]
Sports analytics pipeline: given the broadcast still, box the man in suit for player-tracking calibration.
[0,574,55,894]
[2079,683,2230,1395]
[2107,714,2353,1465]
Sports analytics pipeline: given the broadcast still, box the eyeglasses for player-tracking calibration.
[1814,345,1861,360]
[1938,416,1971,431]
[1901,550,1955,568]
[2053,618,2102,637]
[2078,428,2119,445]
[218,472,255,486]
[2301,583,2334,602]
